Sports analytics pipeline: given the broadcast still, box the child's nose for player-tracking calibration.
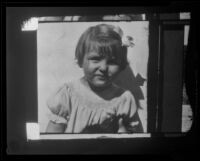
[99,60,108,72]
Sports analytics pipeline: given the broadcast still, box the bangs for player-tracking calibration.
[75,24,128,69]
[85,37,123,59]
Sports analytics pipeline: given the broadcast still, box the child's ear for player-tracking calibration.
[79,61,83,68]
[79,64,83,68]
[75,59,82,68]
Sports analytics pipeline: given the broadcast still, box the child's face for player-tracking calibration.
[82,51,121,89]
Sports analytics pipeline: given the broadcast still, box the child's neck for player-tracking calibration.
[80,77,115,99]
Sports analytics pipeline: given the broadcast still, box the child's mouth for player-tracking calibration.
[95,75,108,80]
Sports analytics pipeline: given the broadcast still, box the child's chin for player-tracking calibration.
[92,81,111,88]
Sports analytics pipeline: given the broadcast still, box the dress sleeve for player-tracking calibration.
[117,91,143,133]
[46,84,71,124]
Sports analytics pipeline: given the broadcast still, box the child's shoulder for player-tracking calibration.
[61,79,81,89]
[50,79,80,97]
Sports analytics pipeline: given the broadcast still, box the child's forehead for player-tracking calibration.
[86,51,117,59]
[85,41,121,59]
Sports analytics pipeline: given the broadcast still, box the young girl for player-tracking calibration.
[46,24,143,133]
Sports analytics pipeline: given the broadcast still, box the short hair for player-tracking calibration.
[75,24,128,70]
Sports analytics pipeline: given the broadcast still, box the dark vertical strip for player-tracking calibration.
[185,11,199,136]
[7,9,28,153]
[7,8,38,154]
[147,14,160,133]
[160,25,184,132]
[21,31,38,123]
[156,23,164,132]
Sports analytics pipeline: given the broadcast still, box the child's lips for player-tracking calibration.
[95,74,108,80]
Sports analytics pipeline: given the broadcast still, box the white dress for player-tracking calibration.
[47,78,142,133]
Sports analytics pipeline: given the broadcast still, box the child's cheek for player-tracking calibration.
[86,61,99,75]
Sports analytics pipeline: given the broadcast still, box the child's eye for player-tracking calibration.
[89,57,101,62]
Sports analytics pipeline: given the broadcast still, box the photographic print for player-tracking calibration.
[37,20,149,137]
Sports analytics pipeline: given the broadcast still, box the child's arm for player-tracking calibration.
[46,120,67,133]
